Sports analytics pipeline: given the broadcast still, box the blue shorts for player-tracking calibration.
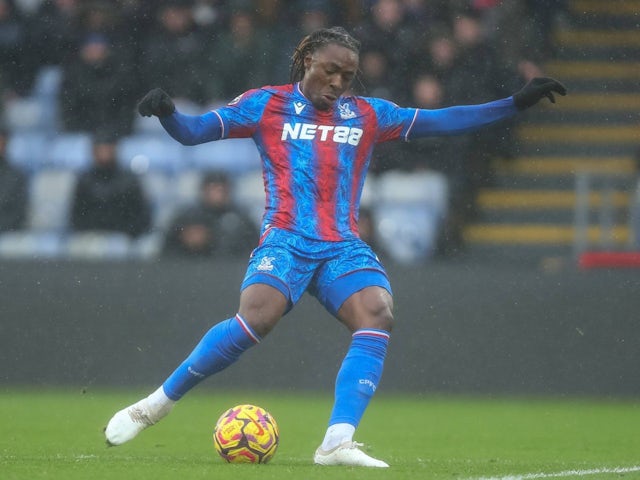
[241,227,392,316]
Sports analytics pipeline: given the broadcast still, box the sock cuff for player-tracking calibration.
[234,314,261,344]
[352,328,390,341]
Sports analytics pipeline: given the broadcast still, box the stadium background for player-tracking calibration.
[1,0,639,397]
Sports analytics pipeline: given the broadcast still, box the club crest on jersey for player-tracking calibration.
[338,102,356,119]
[257,256,275,272]
[294,101,305,114]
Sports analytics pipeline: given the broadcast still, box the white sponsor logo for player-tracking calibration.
[281,122,363,145]
[359,379,377,391]
[294,101,305,114]
[257,256,275,271]
[188,366,205,378]
[338,102,356,119]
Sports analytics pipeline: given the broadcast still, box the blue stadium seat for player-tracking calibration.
[131,232,164,260]
[28,170,77,232]
[373,171,449,264]
[117,134,188,174]
[6,131,50,173]
[0,231,65,259]
[66,232,133,260]
[47,133,92,171]
[187,138,261,175]
[32,66,63,99]
[139,171,177,231]
[174,170,201,208]
[4,96,57,132]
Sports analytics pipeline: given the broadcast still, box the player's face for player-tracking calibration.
[301,43,359,110]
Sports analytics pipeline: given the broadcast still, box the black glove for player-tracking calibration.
[137,88,176,117]
[513,77,567,110]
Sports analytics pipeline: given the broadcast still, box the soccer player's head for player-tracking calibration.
[291,26,360,110]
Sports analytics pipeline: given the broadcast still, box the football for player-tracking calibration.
[213,404,279,464]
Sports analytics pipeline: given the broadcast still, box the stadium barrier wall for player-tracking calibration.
[1,259,639,396]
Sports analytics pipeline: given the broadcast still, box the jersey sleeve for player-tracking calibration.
[361,97,418,143]
[213,88,273,139]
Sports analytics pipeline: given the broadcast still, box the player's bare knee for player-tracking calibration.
[339,286,394,332]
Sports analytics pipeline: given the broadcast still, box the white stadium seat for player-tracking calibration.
[373,170,449,264]
[28,170,77,232]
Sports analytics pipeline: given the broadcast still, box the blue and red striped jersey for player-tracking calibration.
[213,83,416,242]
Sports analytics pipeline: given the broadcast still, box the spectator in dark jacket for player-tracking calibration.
[60,32,137,136]
[70,133,151,237]
[163,171,257,258]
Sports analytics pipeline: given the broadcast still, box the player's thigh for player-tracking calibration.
[314,239,393,330]
[337,285,394,333]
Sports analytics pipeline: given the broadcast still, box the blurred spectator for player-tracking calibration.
[163,171,258,258]
[525,0,568,59]
[358,47,394,99]
[0,127,27,231]
[140,0,210,105]
[354,0,418,102]
[0,0,29,98]
[70,132,151,237]
[445,10,517,188]
[204,7,275,101]
[25,0,80,68]
[60,32,137,136]
[269,0,333,85]
[402,74,471,254]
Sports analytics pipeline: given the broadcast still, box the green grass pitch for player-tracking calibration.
[1,389,639,480]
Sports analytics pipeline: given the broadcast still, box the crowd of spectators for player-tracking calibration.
[0,0,567,260]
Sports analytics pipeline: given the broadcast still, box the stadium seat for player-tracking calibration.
[373,170,449,264]
[6,131,50,173]
[174,170,202,207]
[4,96,56,132]
[139,171,177,231]
[47,133,93,171]
[0,231,65,259]
[234,170,266,229]
[131,232,164,260]
[65,232,132,260]
[187,138,261,175]
[117,134,187,174]
[360,175,377,209]
[28,170,77,232]
[32,66,63,99]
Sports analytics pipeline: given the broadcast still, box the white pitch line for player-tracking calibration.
[470,466,640,480]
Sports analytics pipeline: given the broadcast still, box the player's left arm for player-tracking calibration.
[406,77,567,139]
[136,88,223,145]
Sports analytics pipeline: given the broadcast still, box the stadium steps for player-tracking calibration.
[462,0,640,264]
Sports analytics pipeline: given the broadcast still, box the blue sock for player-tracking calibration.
[328,329,390,427]
[162,314,260,400]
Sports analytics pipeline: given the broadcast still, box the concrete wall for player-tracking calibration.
[1,259,639,396]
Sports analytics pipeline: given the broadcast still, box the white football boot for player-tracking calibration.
[104,396,173,446]
[313,441,389,467]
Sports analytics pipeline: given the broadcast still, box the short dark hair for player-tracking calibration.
[201,171,229,188]
[289,26,360,83]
